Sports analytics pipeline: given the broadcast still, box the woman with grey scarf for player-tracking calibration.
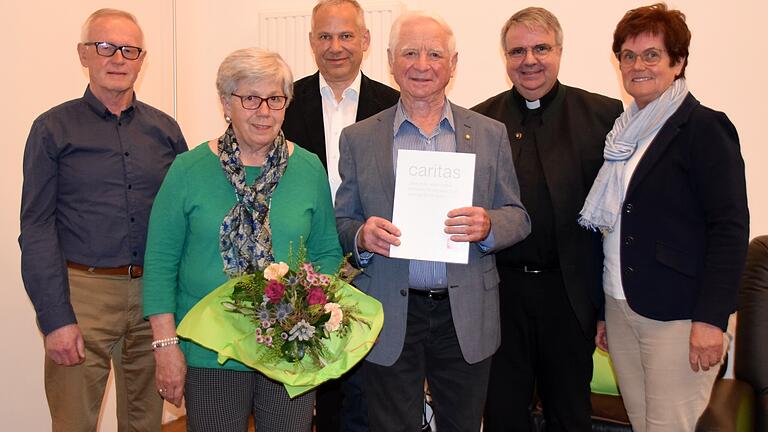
[579,4,749,431]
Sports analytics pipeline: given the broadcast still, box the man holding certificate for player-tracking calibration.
[335,10,530,432]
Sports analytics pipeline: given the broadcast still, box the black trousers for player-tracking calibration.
[363,294,491,432]
[314,363,368,432]
[483,268,594,432]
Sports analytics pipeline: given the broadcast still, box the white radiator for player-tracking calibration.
[258,1,404,85]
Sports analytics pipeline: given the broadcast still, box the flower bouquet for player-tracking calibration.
[176,247,383,397]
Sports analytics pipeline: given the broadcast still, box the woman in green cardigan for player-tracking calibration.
[142,47,342,432]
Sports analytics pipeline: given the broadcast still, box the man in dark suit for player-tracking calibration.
[283,0,399,201]
[282,1,398,430]
[471,7,623,432]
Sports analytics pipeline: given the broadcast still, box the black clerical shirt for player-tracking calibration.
[495,83,560,269]
[20,86,188,334]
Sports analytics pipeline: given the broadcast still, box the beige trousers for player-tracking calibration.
[604,295,727,432]
[44,269,162,432]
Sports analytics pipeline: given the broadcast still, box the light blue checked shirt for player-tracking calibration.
[393,101,456,289]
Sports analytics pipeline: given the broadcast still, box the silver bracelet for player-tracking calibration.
[151,336,180,350]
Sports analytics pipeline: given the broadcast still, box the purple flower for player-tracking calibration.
[275,303,293,322]
[306,272,318,284]
[258,308,270,322]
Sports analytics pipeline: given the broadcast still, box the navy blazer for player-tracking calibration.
[282,71,400,170]
[618,93,749,330]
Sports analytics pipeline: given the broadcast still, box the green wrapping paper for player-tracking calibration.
[177,275,384,398]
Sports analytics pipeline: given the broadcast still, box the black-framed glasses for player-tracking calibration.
[617,48,664,68]
[506,44,559,61]
[84,41,143,60]
[231,93,288,110]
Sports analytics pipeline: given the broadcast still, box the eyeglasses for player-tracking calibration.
[617,48,664,68]
[231,93,288,110]
[506,44,559,61]
[84,41,143,60]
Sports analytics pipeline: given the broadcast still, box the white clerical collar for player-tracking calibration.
[525,99,541,110]
[319,71,362,103]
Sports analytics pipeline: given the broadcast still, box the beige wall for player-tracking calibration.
[2,0,765,429]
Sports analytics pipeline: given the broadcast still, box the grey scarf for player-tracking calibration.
[579,78,688,233]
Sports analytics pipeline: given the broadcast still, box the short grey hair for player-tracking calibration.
[501,7,563,51]
[388,11,456,55]
[216,47,294,103]
[81,8,143,45]
[312,0,366,31]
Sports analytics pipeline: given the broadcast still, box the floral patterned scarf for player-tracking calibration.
[218,123,288,276]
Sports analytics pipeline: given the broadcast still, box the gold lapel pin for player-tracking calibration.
[464,133,471,141]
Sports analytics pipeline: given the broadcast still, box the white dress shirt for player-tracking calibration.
[319,72,362,201]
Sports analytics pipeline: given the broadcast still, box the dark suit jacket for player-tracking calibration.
[618,93,749,331]
[472,83,623,338]
[282,71,400,170]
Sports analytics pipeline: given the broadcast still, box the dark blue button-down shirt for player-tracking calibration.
[20,86,188,334]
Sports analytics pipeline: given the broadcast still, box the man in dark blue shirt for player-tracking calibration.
[19,8,187,431]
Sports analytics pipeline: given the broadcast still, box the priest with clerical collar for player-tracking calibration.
[471,6,624,432]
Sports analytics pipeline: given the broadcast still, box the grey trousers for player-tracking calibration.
[185,366,314,432]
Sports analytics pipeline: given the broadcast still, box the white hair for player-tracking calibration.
[216,47,294,103]
[388,11,456,55]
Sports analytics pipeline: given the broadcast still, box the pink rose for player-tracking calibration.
[265,280,285,304]
[307,287,328,305]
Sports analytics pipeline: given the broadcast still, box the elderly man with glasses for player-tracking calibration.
[471,7,622,432]
[19,8,187,431]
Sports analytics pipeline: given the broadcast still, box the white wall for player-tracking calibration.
[174,0,767,237]
[2,0,766,430]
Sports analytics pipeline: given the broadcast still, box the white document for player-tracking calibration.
[389,150,476,264]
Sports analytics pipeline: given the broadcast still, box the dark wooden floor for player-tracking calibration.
[161,416,255,432]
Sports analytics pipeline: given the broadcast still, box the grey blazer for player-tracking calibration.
[335,102,530,366]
